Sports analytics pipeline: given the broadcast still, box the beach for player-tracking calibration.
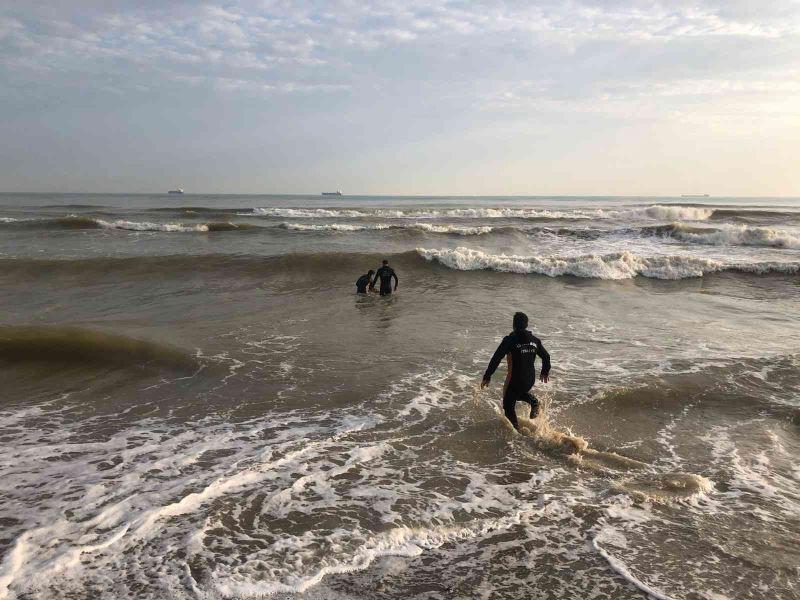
[0,194,798,599]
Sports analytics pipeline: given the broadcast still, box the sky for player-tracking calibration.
[1,0,799,196]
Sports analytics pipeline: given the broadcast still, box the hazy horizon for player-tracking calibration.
[2,1,799,196]
[3,192,800,200]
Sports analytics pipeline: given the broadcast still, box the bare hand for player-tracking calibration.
[480,378,490,389]
[540,374,549,383]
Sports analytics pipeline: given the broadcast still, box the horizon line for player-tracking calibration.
[2,191,800,199]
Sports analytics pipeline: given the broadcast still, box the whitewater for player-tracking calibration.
[0,193,798,600]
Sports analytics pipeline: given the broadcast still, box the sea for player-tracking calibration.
[0,194,798,600]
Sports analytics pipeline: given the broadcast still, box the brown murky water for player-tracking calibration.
[1,194,798,599]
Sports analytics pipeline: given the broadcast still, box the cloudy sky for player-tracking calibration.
[1,1,799,195]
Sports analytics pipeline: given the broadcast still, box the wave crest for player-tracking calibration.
[631,205,714,221]
[0,216,257,232]
[281,222,493,235]
[0,325,197,370]
[253,207,592,220]
[668,223,800,249]
[249,204,718,222]
[416,247,799,280]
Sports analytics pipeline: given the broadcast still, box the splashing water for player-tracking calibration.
[473,384,715,504]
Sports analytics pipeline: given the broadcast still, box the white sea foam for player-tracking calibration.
[629,205,714,221]
[702,426,800,516]
[252,208,374,218]
[95,219,211,232]
[592,527,677,600]
[281,222,392,232]
[281,222,493,235]
[411,222,493,234]
[615,473,715,504]
[670,223,800,249]
[253,207,593,220]
[416,247,799,279]
[430,207,592,219]
[211,514,529,596]
[251,204,715,222]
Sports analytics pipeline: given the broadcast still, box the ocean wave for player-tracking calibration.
[281,222,393,232]
[412,222,494,235]
[3,250,797,283]
[0,216,258,232]
[249,204,721,222]
[0,325,197,371]
[710,208,800,222]
[251,207,595,220]
[96,219,260,232]
[667,223,800,249]
[252,207,373,218]
[96,219,209,232]
[416,247,800,280]
[0,216,102,229]
[281,222,493,235]
[626,205,714,221]
[423,208,592,219]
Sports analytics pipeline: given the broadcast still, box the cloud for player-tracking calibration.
[0,0,798,114]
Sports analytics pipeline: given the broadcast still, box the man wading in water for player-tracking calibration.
[481,312,551,430]
[370,259,398,296]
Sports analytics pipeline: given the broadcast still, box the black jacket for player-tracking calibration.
[483,330,550,390]
[356,274,371,293]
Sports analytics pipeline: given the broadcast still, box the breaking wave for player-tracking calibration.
[664,223,800,249]
[3,250,799,283]
[248,204,719,222]
[281,222,493,235]
[416,247,800,280]
[0,216,259,232]
[252,207,374,218]
[280,222,392,232]
[252,207,595,220]
[627,205,713,221]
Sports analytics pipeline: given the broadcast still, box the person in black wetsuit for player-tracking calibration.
[356,270,375,294]
[481,312,551,430]
[370,260,398,296]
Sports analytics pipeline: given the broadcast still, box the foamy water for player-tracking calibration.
[0,194,798,599]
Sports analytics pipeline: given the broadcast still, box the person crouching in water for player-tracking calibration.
[356,270,375,294]
[481,312,550,430]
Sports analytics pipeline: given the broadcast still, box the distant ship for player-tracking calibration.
[321,190,343,196]
[168,188,184,195]
[681,194,709,198]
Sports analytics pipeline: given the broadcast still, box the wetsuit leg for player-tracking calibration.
[521,391,539,419]
[503,388,538,429]
[502,386,521,429]
[379,284,392,296]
